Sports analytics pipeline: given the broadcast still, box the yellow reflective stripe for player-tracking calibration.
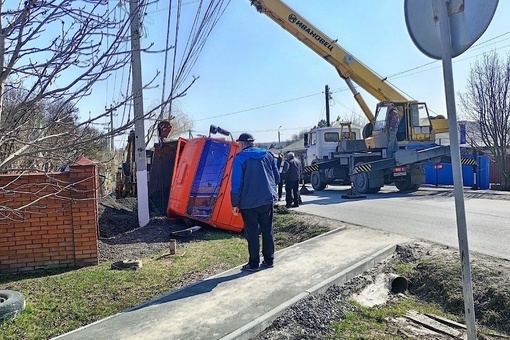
[354,164,371,173]
[303,164,320,173]
[461,158,476,166]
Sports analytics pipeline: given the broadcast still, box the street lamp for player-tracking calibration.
[278,126,282,147]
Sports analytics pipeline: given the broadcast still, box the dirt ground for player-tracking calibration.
[255,241,510,339]
[98,197,217,263]
[98,196,510,339]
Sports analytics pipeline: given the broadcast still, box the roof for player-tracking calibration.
[281,139,306,153]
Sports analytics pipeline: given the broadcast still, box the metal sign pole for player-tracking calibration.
[434,0,477,338]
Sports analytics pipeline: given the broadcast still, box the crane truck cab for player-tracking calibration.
[304,122,363,163]
[303,122,366,191]
[366,101,447,150]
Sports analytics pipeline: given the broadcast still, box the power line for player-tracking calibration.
[194,32,510,121]
[189,125,310,137]
[194,92,321,121]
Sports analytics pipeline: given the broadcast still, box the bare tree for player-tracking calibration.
[0,0,150,172]
[0,0,231,172]
[288,129,308,144]
[459,51,510,190]
[0,0,232,220]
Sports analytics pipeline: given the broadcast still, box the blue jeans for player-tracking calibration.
[240,204,275,268]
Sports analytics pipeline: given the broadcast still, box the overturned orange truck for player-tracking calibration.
[166,135,244,232]
[138,126,244,232]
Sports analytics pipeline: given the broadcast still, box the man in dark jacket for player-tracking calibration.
[276,152,285,200]
[231,132,280,271]
[283,152,302,208]
[385,102,400,157]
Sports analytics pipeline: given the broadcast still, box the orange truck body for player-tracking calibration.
[167,137,244,232]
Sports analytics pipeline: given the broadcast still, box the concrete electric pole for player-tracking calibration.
[129,0,149,227]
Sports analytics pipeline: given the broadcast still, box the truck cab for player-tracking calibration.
[304,122,363,165]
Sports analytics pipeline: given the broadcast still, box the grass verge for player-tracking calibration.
[331,298,457,339]
[0,212,330,340]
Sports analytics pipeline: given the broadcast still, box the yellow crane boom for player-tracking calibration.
[250,0,409,125]
[250,0,449,144]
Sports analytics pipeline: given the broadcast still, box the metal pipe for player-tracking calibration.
[388,273,408,294]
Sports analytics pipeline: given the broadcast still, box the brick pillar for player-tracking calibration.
[69,157,99,267]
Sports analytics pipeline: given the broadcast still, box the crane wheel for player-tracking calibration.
[310,171,326,191]
[353,163,381,194]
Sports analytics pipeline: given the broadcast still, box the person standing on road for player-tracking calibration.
[385,102,400,157]
[283,152,302,208]
[231,132,280,272]
[276,152,285,201]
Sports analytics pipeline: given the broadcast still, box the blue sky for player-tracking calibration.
[93,1,510,145]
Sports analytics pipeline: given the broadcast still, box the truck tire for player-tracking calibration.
[395,165,424,192]
[353,165,381,194]
[310,171,326,191]
[0,290,26,321]
[395,178,421,192]
[353,170,370,194]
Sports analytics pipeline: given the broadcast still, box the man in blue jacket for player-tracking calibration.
[231,132,280,272]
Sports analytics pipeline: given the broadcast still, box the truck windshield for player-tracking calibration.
[373,105,404,131]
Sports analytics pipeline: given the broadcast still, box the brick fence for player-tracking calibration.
[0,157,99,273]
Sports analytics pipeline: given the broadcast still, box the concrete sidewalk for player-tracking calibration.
[53,226,410,340]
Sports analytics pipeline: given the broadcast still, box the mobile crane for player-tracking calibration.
[250,0,453,194]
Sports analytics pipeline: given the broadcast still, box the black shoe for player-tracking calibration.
[241,264,260,272]
[285,204,292,208]
[261,261,273,268]
[292,204,299,208]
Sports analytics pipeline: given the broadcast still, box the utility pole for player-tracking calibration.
[110,105,114,151]
[129,0,149,227]
[105,104,117,151]
[325,85,331,127]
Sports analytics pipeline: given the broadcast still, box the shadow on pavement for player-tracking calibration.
[127,270,255,312]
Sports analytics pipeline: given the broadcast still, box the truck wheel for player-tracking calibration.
[395,177,421,192]
[395,178,419,192]
[310,171,326,191]
[395,166,424,192]
[353,170,370,194]
[0,290,26,321]
[353,164,381,194]
[367,186,381,194]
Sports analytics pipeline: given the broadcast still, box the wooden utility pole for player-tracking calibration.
[325,85,331,127]
[129,0,149,227]
[109,104,116,151]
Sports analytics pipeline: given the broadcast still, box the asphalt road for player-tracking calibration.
[295,185,510,260]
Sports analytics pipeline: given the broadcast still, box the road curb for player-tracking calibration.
[221,243,398,340]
